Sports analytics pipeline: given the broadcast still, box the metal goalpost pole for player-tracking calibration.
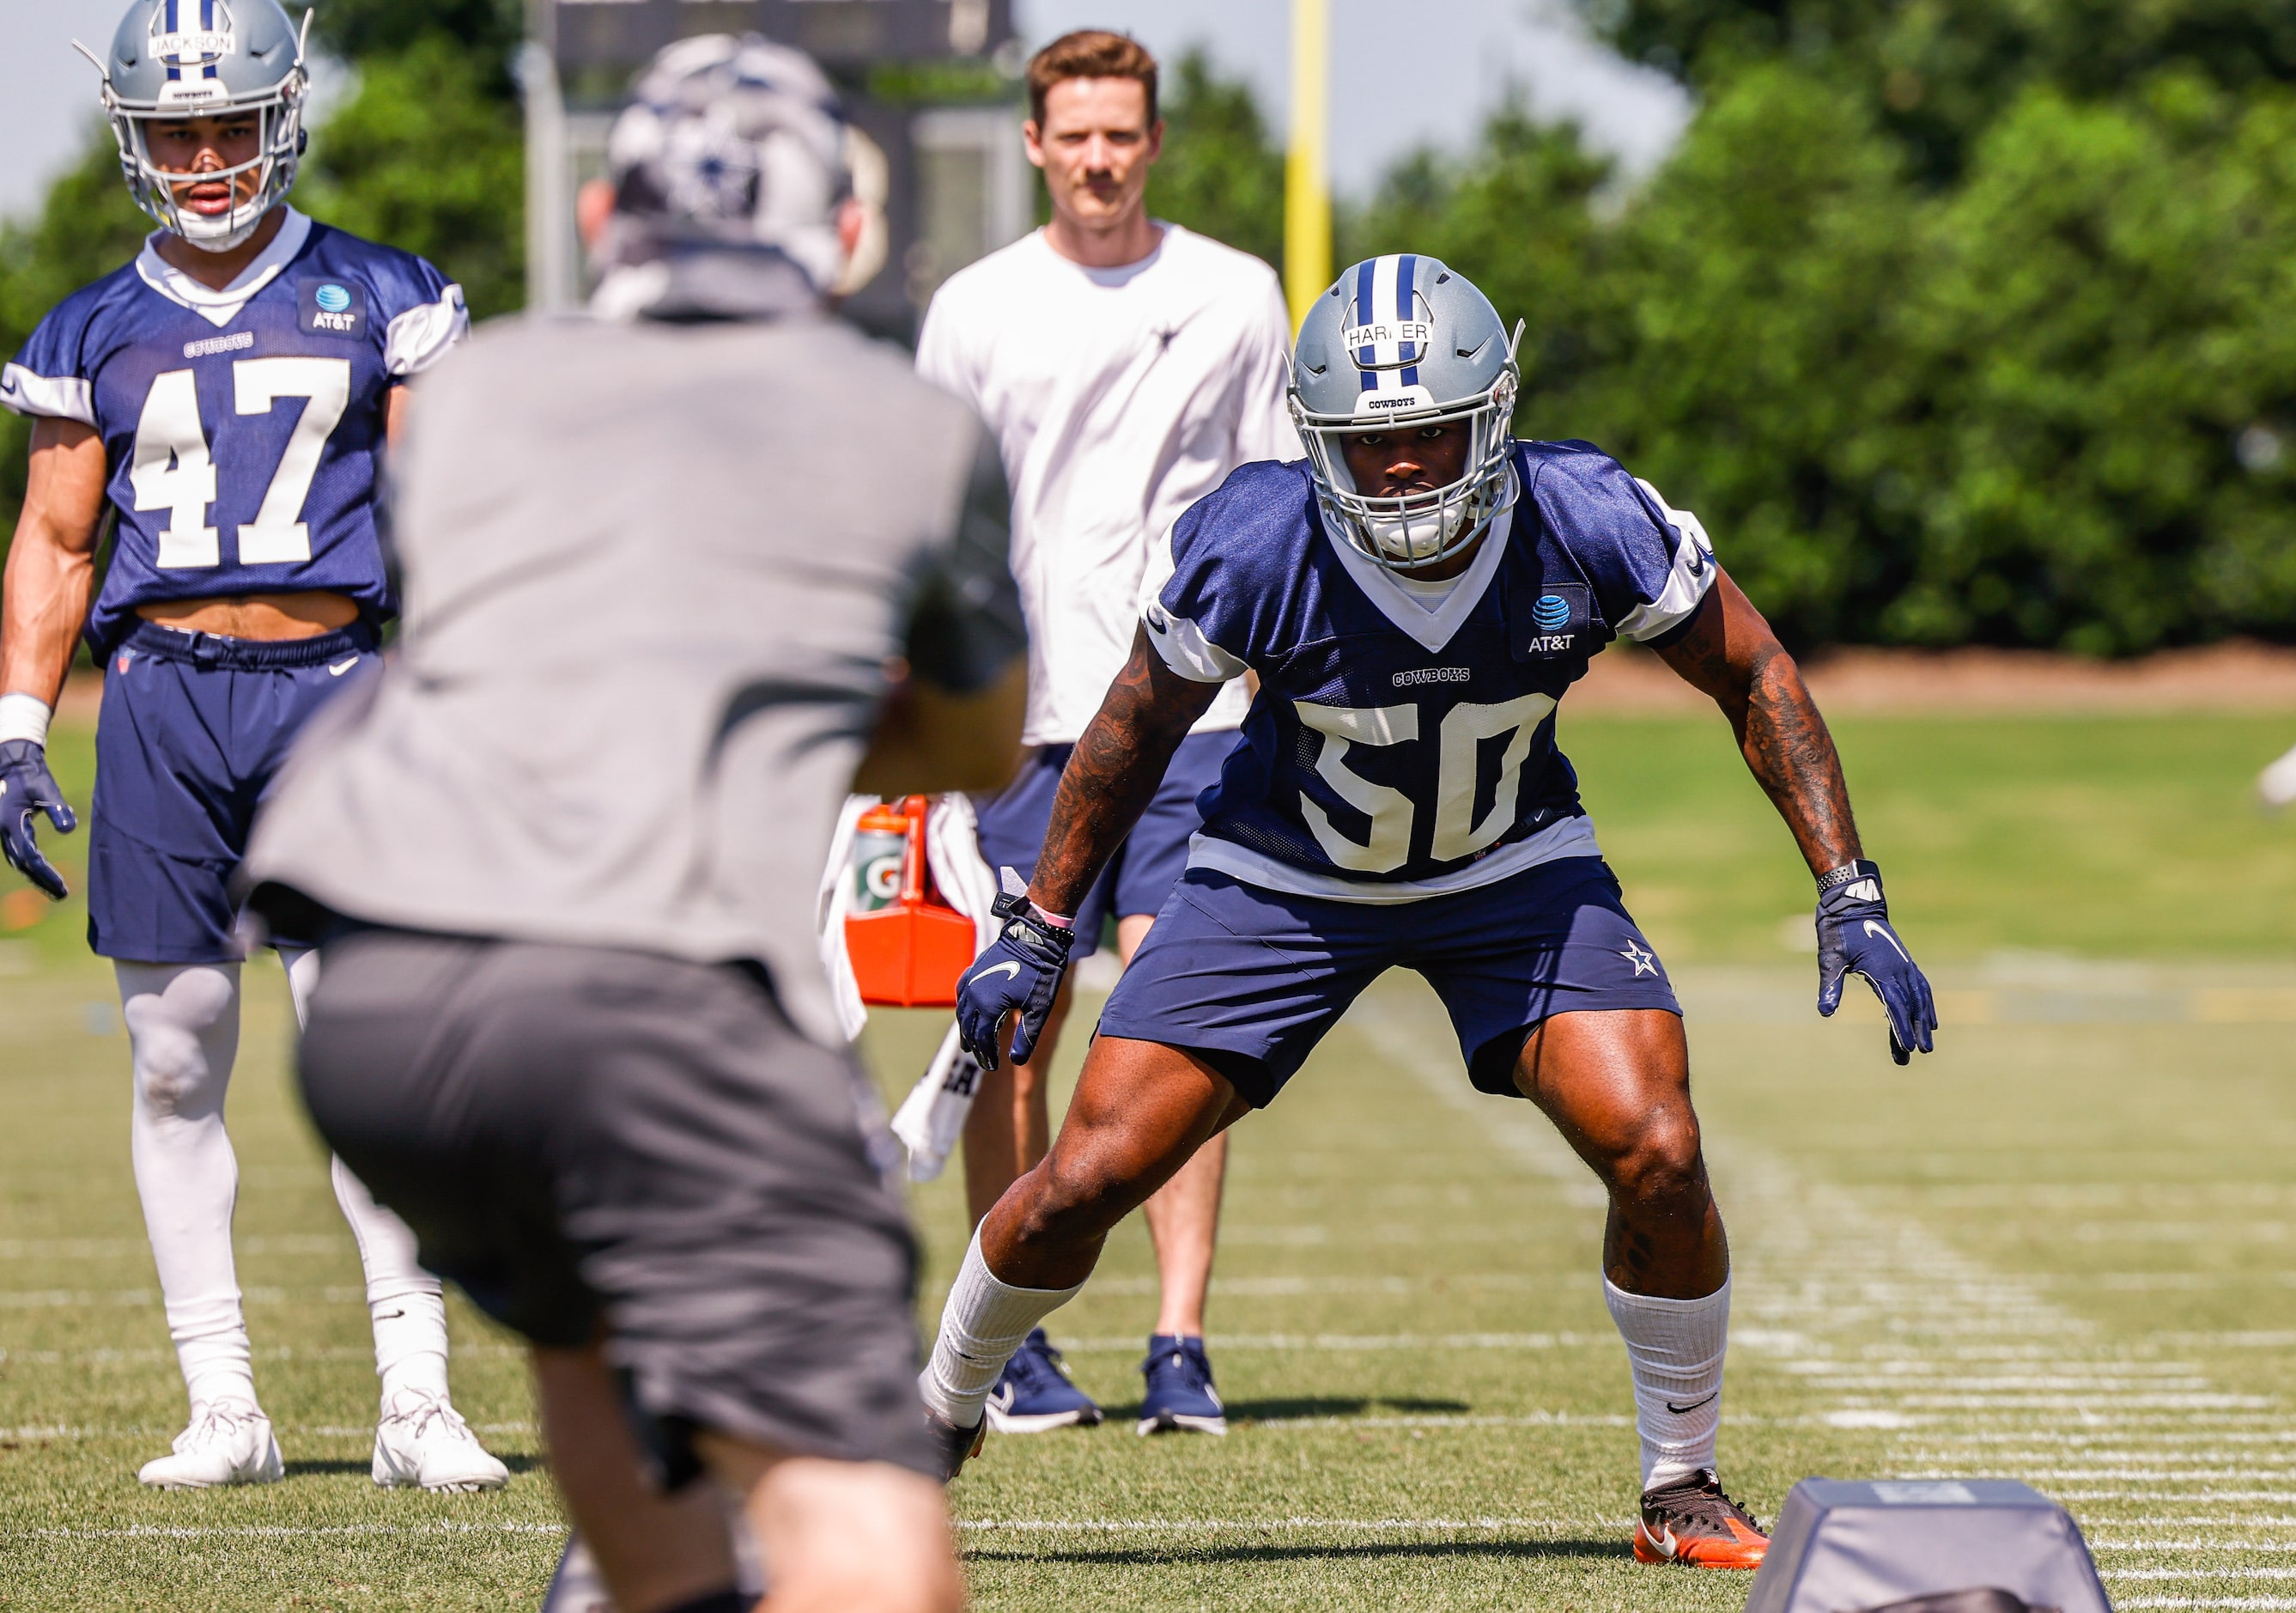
[1285,0,1332,332]
[521,0,574,313]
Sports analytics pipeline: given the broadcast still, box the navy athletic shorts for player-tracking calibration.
[1094,853,1683,1107]
[973,728,1236,959]
[89,621,379,964]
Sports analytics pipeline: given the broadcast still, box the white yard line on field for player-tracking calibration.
[0,1285,365,1308]
[2114,1572,2296,1581]
[956,1516,1617,1534]
[15,1522,565,1540]
[1346,991,2295,1574]
[1052,1331,1612,1353]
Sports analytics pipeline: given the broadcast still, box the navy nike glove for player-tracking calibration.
[955,874,1078,1072]
[0,739,76,901]
[1815,859,1936,1066]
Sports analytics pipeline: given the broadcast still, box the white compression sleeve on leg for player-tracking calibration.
[118,961,256,1413]
[920,1226,1085,1427]
[331,1155,451,1403]
[1604,1275,1731,1491]
[284,948,455,1405]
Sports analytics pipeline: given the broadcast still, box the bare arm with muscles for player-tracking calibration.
[954,627,1219,1068]
[0,418,111,898]
[1656,573,1937,1062]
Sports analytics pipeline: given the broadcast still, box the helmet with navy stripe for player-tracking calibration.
[86,0,312,252]
[598,34,885,304]
[1291,255,1522,570]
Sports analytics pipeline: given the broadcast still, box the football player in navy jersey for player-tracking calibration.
[922,258,1939,1569]
[0,0,503,1491]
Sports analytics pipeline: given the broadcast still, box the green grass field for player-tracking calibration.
[5,711,2296,1608]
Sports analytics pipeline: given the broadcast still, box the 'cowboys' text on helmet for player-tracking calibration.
[87,0,312,253]
[1290,256,1522,570]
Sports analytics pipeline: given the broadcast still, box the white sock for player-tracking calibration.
[118,962,258,1414]
[331,1155,453,1403]
[286,948,455,1408]
[919,1227,1084,1427]
[1604,1275,1731,1492]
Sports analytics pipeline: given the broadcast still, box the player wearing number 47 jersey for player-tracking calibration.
[923,257,1941,1570]
[0,0,502,1493]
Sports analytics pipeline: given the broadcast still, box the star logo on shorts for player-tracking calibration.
[1619,940,1660,977]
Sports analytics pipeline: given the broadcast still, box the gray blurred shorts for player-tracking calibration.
[296,928,935,1479]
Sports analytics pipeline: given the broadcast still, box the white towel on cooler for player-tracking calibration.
[815,794,875,1044]
[888,794,999,1180]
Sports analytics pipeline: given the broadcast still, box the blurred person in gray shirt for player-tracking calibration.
[240,36,1024,1613]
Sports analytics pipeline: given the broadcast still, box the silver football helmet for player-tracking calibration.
[1291,256,1522,570]
[600,33,880,299]
[82,0,313,253]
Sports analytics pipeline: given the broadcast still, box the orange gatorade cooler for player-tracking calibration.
[844,797,978,1007]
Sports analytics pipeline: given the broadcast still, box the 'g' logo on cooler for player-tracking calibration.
[1533,594,1571,632]
[315,284,353,314]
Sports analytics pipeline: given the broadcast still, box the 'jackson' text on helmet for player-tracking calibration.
[83,0,312,253]
[1290,255,1522,570]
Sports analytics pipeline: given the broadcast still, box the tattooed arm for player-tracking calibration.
[1654,573,1861,875]
[1027,626,1223,917]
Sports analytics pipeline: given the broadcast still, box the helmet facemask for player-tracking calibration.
[82,4,311,253]
[1292,358,1522,572]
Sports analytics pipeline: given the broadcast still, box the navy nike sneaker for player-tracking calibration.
[984,1329,1102,1433]
[1138,1335,1227,1435]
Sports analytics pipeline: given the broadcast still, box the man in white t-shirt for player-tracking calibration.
[916,28,1297,1441]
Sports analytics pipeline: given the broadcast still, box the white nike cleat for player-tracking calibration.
[371,1389,510,1493]
[137,1400,285,1489]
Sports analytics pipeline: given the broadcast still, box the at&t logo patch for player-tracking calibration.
[298,279,368,338]
[1513,581,1589,659]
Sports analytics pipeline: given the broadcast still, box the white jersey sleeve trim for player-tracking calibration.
[1145,603,1248,684]
[385,285,471,378]
[1187,814,1604,904]
[1139,522,1250,685]
[0,366,94,425]
[1615,478,1718,644]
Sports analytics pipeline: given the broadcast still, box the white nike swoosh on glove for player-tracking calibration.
[1862,920,1911,962]
[973,961,1022,985]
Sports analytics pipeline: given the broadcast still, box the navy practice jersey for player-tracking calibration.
[1,209,467,655]
[1144,441,1716,901]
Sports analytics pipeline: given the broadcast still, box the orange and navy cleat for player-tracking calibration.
[1632,1470,1769,1568]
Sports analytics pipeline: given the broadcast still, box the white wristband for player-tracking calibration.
[0,693,53,749]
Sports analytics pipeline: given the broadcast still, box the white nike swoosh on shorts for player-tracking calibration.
[328,658,361,677]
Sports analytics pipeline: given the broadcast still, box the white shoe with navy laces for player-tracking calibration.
[1138,1334,1227,1435]
[984,1328,1103,1433]
[371,1388,510,1492]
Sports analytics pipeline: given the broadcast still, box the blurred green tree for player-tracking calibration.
[1343,107,1616,423]
[298,35,526,319]
[1586,0,2296,184]
[1549,64,1927,648]
[307,0,522,69]
[1145,49,1285,269]
[1884,76,2296,653]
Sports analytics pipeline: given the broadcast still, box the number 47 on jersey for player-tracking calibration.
[130,357,352,569]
